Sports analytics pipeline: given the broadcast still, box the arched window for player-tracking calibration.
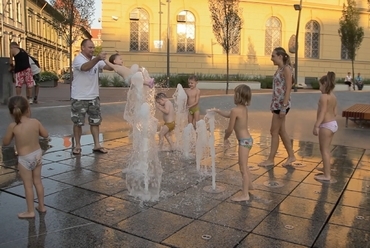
[176,10,195,53]
[304,21,320,58]
[265,17,281,56]
[129,8,149,51]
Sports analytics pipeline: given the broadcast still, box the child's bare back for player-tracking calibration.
[318,93,337,123]
[11,118,47,156]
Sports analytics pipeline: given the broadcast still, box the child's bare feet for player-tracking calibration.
[283,156,296,167]
[258,160,274,167]
[231,193,250,202]
[314,174,331,181]
[36,206,47,213]
[18,211,35,219]
[316,167,324,172]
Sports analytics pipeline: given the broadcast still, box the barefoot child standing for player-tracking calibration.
[2,96,49,218]
[185,75,201,128]
[213,84,253,201]
[155,93,175,151]
[313,72,338,181]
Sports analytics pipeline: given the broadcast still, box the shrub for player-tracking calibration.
[363,79,370,85]
[40,71,58,82]
[61,73,71,80]
[172,74,190,88]
[336,78,344,84]
[311,80,320,89]
[111,75,125,87]
[99,75,111,87]
[259,77,273,89]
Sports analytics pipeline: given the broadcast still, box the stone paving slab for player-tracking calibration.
[1,131,370,247]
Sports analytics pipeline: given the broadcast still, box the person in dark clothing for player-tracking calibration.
[10,42,35,104]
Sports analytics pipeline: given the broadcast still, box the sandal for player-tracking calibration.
[72,147,81,155]
[92,147,108,154]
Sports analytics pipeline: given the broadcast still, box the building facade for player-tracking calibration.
[25,0,69,73]
[101,0,370,83]
[91,28,102,47]
[0,0,26,58]
[1,0,91,74]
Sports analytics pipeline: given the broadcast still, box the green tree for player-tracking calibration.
[209,0,243,94]
[94,45,103,56]
[50,0,94,94]
[338,0,364,87]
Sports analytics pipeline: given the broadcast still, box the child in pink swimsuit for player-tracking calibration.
[313,72,338,181]
[2,96,49,218]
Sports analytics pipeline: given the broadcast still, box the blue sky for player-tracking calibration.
[91,0,102,28]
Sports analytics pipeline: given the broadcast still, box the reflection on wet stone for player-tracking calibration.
[264,180,284,188]
[0,128,369,247]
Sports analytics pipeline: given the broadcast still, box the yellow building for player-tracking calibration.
[0,0,26,57]
[0,0,91,73]
[25,0,70,73]
[101,0,370,83]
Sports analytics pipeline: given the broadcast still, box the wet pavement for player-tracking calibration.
[0,86,370,247]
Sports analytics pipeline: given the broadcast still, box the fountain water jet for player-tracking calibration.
[196,110,225,193]
[123,71,162,201]
[195,119,209,173]
[172,84,188,151]
[182,123,196,160]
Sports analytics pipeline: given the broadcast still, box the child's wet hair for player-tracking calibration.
[8,96,29,124]
[234,84,252,106]
[188,75,198,82]
[155,92,167,100]
[109,53,120,64]
[319,71,336,94]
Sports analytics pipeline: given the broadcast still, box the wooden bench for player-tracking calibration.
[342,104,370,127]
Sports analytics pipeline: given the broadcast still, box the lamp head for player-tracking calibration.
[294,4,302,11]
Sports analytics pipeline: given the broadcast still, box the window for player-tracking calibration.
[223,43,240,55]
[8,1,13,19]
[43,22,46,38]
[304,20,320,58]
[129,8,149,51]
[176,10,195,53]
[341,43,350,60]
[16,2,21,22]
[265,17,281,56]
[28,15,33,33]
[37,20,41,36]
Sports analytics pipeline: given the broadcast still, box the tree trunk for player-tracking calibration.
[226,51,229,94]
[69,22,73,99]
[351,59,355,90]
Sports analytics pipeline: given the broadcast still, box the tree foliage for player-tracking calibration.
[50,0,94,47]
[94,45,103,56]
[50,0,94,91]
[209,0,243,94]
[339,0,364,61]
[338,0,364,87]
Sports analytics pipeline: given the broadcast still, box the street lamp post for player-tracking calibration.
[166,0,171,88]
[293,0,302,93]
[159,1,165,51]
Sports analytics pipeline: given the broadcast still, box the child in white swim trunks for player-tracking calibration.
[313,72,338,181]
[2,96,49,219]
[212,84,253,201]
[104,54,155,88]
